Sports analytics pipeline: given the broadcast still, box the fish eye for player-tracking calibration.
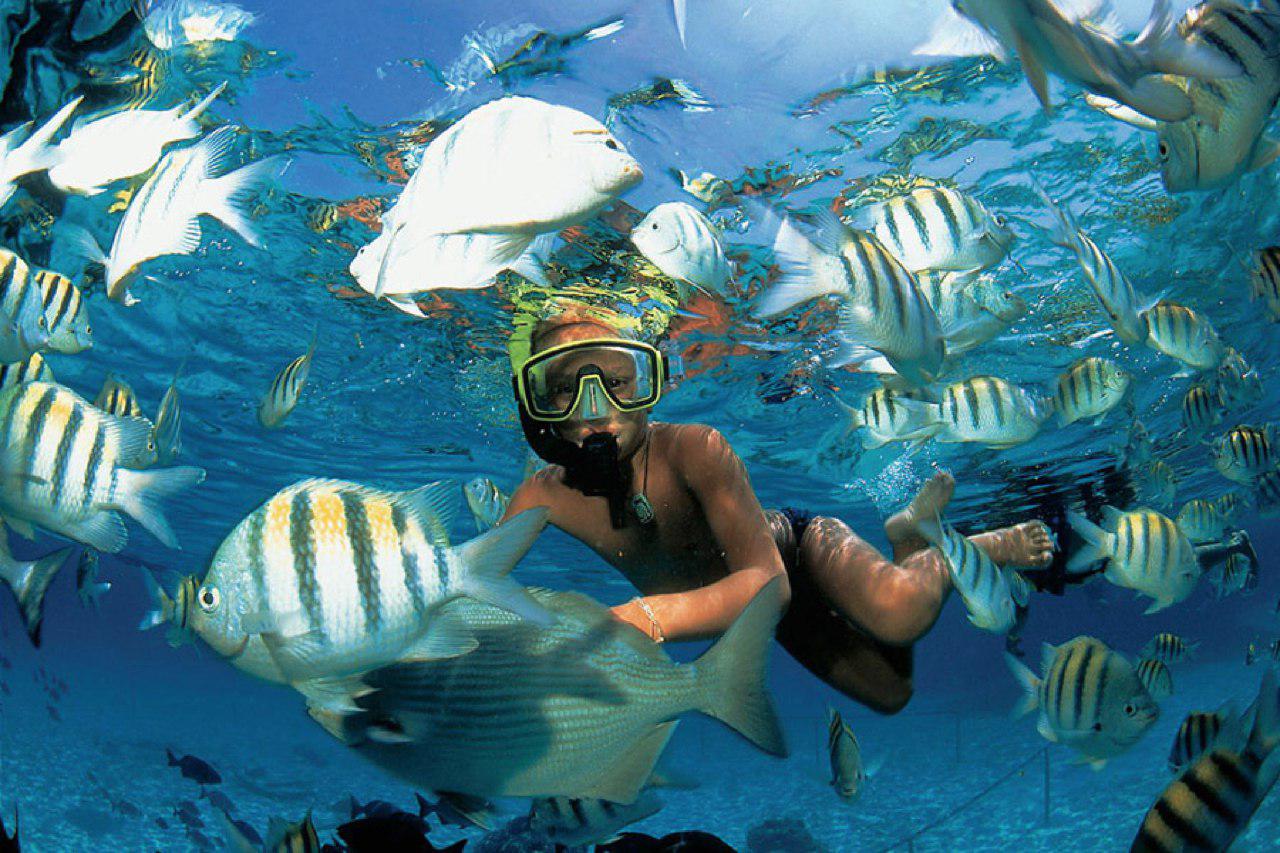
[1158,142,1169,160]
[993,214,1006,227]
[1093,722,1103,731]
[1123,703,1136,716]
[605,139,620,151]
[651,222,660,229]
[198,586,220,613]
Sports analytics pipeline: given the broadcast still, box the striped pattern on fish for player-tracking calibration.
[1181,384,1221,432]
[0,381,204,552]
[859,186,1014,274]
[1214,425,1275,484]
[34,269,91,354]
[933,375,1049,448]
[258,336,315,429]
[0,353,52,391]
[1054,356,1131,426]
[95,373,143,418]
[1141,301,1225,371]
[1176,499,1225,543]
[918,512,1016,634]
[0,248,49,362]
[1068,507,1201,614]
[1249,246,1280,320]
[1143,633,1199,664]
[1137,658,1175,702]
[834,387,940,450]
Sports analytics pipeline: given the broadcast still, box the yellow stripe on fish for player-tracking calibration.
[1054,356,1130,426]
[1214,425,1275,484]
[1141,301,1225,371]
[0,353,52,391]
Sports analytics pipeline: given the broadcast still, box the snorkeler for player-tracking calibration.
[500,306,1056,714]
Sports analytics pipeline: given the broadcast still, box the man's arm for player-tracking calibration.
[614,425,791,642]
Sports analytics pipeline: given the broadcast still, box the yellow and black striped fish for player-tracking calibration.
[152,364,182,466]
[1167,709,1242,774]
[1006,635,1159,768]
[1214,425,1275,484]
[934,375,1050,448]
[836,386,940,450]
[1216,491,1244,521]
[1068,507,1200,614]
[1142,633,1198,664]
[34,269,91,354]
[0,248,50,362]
[827,706,870,802]
[1131,668,1280,852]
[258,335,316,429]
[94,373,143,418]
[1181,384,1221,433]
[1216,348,1263,408]
[1175,500,1225,544]
[0,352,52,391]
[1212,552,1250,599]
[1136,658,1174,702]
[0,381,204,552]
[860,186,1015,274]
[264,812,321,853]
[1141,301,1225,371]
[1255,470,1280,518]
[1248,246,1280,321]
[1054,356,1130,426]
[1138,459,1178,509]
[306,201,341,234]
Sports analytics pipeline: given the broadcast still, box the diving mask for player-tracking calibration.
[516,338,667,422]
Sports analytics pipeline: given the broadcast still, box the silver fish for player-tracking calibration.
[94,373,143,418]
[309,580,788,803]
[1182,383,1222,433]
[855,186,1015,274]
[919,511,1018,633]
[34,269,91,354]
[0,248,50,363]
[1141,300,1225,371]
[1053,356,1131,426]
[1136,657,1174,702]
[153,364,182,465]
[933,375,1050,449]
[834,387,940,451]
[1142,632,1199,663]
[529,791,662,846]
[1248,245,1280,321]
[915,270,1027,356]
[827,707,871,802]
[1175,499,1226,543]
[1213,424,1275,484]
[258,335,316,429]
[464,477,509,533]
[1068,506,1201,614]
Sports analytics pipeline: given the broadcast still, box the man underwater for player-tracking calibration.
[501,304,1055,714]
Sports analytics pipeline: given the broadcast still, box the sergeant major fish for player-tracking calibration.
[932,375,1051,448]
[258,336,315,429]
[0,381,205,552]
[1131,668,1280,851]
[0,533,71,646]
[827,707,875,802]
[0,249,50,363]
[1136,658,1174,702]
[754,208,946,387]
[150,478,555,712]
[630,202,732,297]
[1181,384,1221,433]
[1141,301,1225,371]
[1053,356,1131,426]
[33,270,91,354]
[1167,706,1246,773]
[833,387,940,451]
[1137,459,1178,509]
[915,270,1027,356]
[0,353,52,392]
[919,511,1018,633]
[1248,245,1280,321]
[529,791,662,847]
[1213,424,1275,483]
[852,186,1015,274]
[95,373,143,418]
[464,477,509,533]
[1175,499,1226,543]
[1006,635,1159,769]
[1142,632,1199,663]
[1068,507,1201,613]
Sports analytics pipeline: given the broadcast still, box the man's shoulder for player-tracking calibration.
[654,422,736,470]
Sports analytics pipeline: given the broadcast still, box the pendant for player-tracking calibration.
[631,493,656,525]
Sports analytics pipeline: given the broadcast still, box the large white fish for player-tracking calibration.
[755,209,946,387]
[349,97,642,306]
[140,0,257,50]
[48,82,226,195]
[156,478,556,711]
[630,202,732,296]
[309,580,788,803]
[72,125,280,305]
[0,97,81,209]
[916,0,1241,121]
[1088,1,1280,192]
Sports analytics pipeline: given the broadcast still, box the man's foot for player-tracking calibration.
[996,521,1056,568]
[884,469,955,547]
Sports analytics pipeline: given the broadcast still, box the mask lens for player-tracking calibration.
[523,341,660,420]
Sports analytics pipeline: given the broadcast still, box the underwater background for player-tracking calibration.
[1,0,1279,850]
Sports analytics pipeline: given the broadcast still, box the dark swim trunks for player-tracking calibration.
[777,506,814,545]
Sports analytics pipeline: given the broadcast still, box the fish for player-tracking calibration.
[75,549,110,610]
[349,97,642,307]
[309,579,788,803]
[1256,469,1280,517]
[0,353,52,392]
[915,270,1028,356]
[827,707,872,802]
[599,831,735,852]
[1136,459,1178,509]
[1175,499,1226,543]
[852,186,1015,274]
[463,477,508,533]
[154,478,555,712]
[167,749,222,785]
[630,202,732,297]
[1216,490,1245,521]
[916,0,1240,121]
[257,334,315,429]
[529,792,662,847]
[141,0,257,50]
[1248,246,1280,321]
[754,209,946,387]
[242,813,321,853]
[153,364,183,465]
[215,807,265,851]
[71,125,281,305]
[1167,706,1248,774]
[416,791,495,831]
[94,373,143,418]
[1006,636,1159,769]
[0,97,81,208]
[1067,507,1202,614]
[1097,1,1280,192]
[833,387,941,451]
[1131,668,1280,852]
[1210,552,1251,598]
[1180,383,1221,433]
[0,533,71,646]
[1142,632,1199,664]
[670,168,733,208]
[932,375,1051,449]
[1136,658,1174,702]
[1053,356,1131,426]
[1140,301,1226,372]
[47,82,227,195]
[1213,425,1276,484]
[919,512,1018,633]
[1119,418,1156,467]
[0,381,206,552]
[33,270,91,355]
[201,789,235,815]
[0,249,51,363]
[1214,347,1263,408]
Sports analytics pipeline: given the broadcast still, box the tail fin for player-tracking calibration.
[1065,511,1113,572]
[112,465,207,549]
[1136,0,1243,80]
[4,96,82,180]
[1031,178,1078,250]
[0,542,71,647]
[57,222,109,267]
[201,154,287,248]
[1004,652,1041,718]
[692,576,788,757]
[176,81,228,135]
[753,209,846,318]
[453,507,554,625]
[166,748,179,766]
[138,566,175,630]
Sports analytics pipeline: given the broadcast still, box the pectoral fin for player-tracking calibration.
[296,675,373,714]
[1016,36,1053,112]
[399,608,480,662]
[1249,138,1280,172]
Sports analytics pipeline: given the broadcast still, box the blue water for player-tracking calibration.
[3,1,1280,850]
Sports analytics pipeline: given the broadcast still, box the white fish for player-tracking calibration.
[1141,300,1225,371]
[349,97,642,304]
[48,82,226,195]
[919,512,1018,634]
[153,364,183,465]
[1090,2,1280,192]
[916,270,1027,356]
[258,335,316,429]
[464,477,509,534]
[834,387,941,451]
[630,202,732,296]
[1036,183,1148,345]
[933,375,1051,448]
[140,0,257,50]
[916,0,1240,121]
[1068,506,1201,614]
[71,125,280,305]
[1053,356,1131,426]
[854,187,1015,274]
[755,209,946,387]
[0,249,50,363]
[0,97,81,209]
